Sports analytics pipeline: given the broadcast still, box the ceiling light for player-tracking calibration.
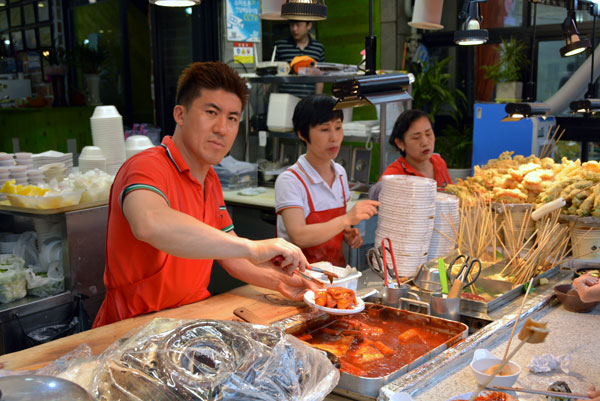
[454,0,488,46]
[281,0,327,21]
[560,10,591,57]
[502,102,550,121]
[149,0,201,7]
[570,98,600,113]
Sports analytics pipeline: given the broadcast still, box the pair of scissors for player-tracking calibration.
[366,238,402,287]
[446,254,482,288]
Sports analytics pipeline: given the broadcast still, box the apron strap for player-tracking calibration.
[288,169,316,213]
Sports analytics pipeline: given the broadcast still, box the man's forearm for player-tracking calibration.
[219,258,283,291]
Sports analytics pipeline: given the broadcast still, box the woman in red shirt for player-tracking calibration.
[382,109,452,190]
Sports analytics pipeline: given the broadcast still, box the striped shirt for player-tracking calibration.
[274,35,325,98]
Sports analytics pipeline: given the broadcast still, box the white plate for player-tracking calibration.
[446,391,518,401]
[303,290,365,315]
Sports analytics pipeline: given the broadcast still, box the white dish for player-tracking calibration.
[470,349,521,388]
[447,391,518,401]
[91,105,121,119]
[303,290,365,315]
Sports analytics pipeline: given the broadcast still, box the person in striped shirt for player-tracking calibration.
[274,20,325,98]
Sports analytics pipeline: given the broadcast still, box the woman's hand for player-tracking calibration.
[343,200,380,226]
[343,227,363,248]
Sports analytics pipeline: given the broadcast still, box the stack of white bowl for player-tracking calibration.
[428,193,460,260]
[0,153,14,168]
[0,167,9,183]
[375,175,437,277]
[79,146,107,173]
[26,168,44,185]
[125,135,154,159]
[39,162,67,182]
[33,218,62,252]
[32,151,74,174]
[14,152,33,169]
[90,105,126,176]
[0,167,9,200]
[9,165,28,185]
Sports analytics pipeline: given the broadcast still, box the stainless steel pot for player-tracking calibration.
[0,375,95,401]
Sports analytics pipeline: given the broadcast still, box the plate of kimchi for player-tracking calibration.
[304,287,365,315]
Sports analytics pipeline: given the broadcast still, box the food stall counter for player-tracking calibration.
[411,303,600,401]
[0,285,306,372]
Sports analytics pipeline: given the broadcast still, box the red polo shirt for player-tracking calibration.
[93,136,233,327]
[381,154,453,190]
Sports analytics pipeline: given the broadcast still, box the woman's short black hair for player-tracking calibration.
[292,94,344,143]
[388,109,431,155]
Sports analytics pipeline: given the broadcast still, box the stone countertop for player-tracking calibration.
[222,187,361,211]
[412,302,600,401]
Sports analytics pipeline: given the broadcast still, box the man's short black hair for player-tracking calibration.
[292,94,344,143]
[388,109,431,155]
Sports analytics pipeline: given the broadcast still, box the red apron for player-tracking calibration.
[289,169,347,267]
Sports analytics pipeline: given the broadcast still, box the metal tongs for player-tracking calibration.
[271,255,339,284]
[367,238,402,287]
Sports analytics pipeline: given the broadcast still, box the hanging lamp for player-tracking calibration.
[280,0,327,21]
[454,0,488,46]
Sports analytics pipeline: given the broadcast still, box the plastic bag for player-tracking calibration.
[0,266,26,303]
[12,231,41,271]
[25,261,64,297]
[88,318,339,401]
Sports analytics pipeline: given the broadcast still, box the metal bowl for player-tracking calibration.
[0,375,95,401]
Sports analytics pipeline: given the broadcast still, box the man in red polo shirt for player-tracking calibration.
[94,62,316,327]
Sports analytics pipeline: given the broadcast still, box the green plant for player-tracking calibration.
[481,37,529,83]
[410,56,467,123]
[75,43,108,74]
[435,122,473,169]
[43,47,69,66]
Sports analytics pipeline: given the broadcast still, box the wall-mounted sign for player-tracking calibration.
[226,0,260,42]
[233,42,254,64]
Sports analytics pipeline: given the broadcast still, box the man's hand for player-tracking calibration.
[276,271,321,300]
[247,238,308,274]
[343,200,380,227]
[588,386,600,401]
[343,227,363,248]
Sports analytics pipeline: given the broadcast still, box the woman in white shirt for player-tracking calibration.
[275,95,380,267]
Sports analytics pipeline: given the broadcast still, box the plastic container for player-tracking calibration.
[6,191,83,209]
[214,165,258,190]
[311,270,362,291]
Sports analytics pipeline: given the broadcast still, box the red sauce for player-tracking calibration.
[297,313,453,378]
[455,391,510,401]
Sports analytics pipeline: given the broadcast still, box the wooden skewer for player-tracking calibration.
[502,275,535,361]
[488,386,590,399]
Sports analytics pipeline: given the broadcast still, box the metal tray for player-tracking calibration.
[460,261,561,314]
[285,303,468,398]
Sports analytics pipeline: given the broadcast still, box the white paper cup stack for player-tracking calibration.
[0,153,14,167]
[79,146,107,173]
[90,105,126,176]
[428,193,460,260]
[375,175,437,277]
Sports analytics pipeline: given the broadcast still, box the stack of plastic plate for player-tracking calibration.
[26,168,44,185]
[78,146,107,173]
[0,167,9,200]
[375,175,437,277]
[428,193,460,260]
[32,151,74,174]
[39,162,67,182]
[9,165,28,185]
[34,218,62,252]
[90,105,126,176]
